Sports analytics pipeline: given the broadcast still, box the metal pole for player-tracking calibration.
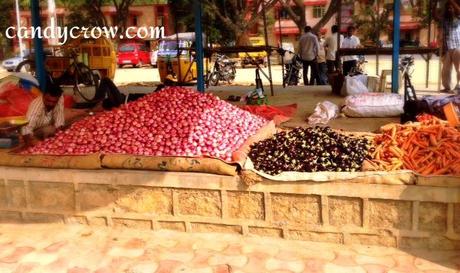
[31,0,46,90]
[391,0,401,93]
[262,0,274,96]
[376,0,380,75]
[278,8,286,88]
[194,0,205,92]
[426,0,432,88]
[15,0,24,58]
[336,0,342,70]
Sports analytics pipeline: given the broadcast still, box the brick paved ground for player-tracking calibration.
[0,224,458,273]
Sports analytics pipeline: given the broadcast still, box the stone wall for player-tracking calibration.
[1,167,459,250]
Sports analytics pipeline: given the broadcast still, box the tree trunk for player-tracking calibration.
[312,0,339,33]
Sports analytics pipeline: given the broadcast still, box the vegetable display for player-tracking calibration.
[368,116,460,175]
[248,126,371,175]
[23,87,267,161]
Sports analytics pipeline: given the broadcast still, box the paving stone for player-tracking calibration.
[276,250,303,261]
[125,262,159,273]
[0,246,35,263]
[67,267,91,273]
[93,266,113,273]
[44,241,68,253]
[189,249,215,268]
[332,254,358,266]
[393,255,415,268]
[297,248,336,262]
[221,244,243,256]
[241,244,279,256]
[265,258,305,273]
[239,251,270,273]
[154,260,183,273]
[158,251,194,262]
[361,264,389,273]
[212,264,232,273]
[355,255,396,267]
[324,263,367,273]
[21,252,58,265]
[173,266,212,273]
[124,238,147,249]
[387,266,423,273]
[107,247,144,258]
[12,262,40,273]
[208,254,248,268]
[192,240,229,252]
[302,258,326,273]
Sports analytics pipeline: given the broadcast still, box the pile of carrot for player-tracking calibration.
[368,116,460,175]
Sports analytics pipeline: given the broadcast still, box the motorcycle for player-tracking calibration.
[207,54,237,86]
[283,51,303,86]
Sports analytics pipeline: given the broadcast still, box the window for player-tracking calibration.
[276,8,290,19]
[313,6,326,18]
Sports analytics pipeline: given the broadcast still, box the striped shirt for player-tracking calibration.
[444,16,460,50]
[21,95,64,135]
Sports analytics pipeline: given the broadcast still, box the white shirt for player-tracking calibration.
[298,32,319,61]
[324,33,344,61]
[318,38,326,63]
[341,35,360,62]
[21,95,65,135]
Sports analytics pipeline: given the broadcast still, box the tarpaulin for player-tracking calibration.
[240,104,297,125]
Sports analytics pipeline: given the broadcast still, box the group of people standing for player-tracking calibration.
[298,25,361,86]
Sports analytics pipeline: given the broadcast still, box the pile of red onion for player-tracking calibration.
[23,87,267,161]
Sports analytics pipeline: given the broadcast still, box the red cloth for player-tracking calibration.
[64,95,75,108]
[240,104,297,125]
[0,84,36,118]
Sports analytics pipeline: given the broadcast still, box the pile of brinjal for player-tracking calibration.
[248,126,372,175]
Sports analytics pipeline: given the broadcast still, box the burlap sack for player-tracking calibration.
[0,152,101,169]
[101,155,238,176]
[241,157,415,185]
[232,120,277,164]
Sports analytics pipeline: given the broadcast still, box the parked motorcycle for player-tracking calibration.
[207,54,237,86]
[283,52,303,86]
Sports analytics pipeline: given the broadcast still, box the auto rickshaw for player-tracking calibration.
[157,32,205,84]
[16,35,117,81]
[65,35,117,80]
[238,36,268,68]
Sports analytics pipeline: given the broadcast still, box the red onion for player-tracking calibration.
[23,87,267,161]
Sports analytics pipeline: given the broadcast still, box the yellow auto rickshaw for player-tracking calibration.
[157,32,205,84]
[65,35,117,80]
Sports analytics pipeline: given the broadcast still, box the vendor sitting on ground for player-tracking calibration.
[21,77,64,145]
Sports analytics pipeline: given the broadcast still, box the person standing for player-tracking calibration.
[324,25,343,72]
[317,33,328,85]
[341,26,361,76]
[298,26,321,85]
[440,0,460,93]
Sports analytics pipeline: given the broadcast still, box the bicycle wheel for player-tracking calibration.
[76,63,95,86]
[74,63,97,102]
[15,60,36,76]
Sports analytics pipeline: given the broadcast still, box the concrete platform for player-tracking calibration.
[1,166,459,250]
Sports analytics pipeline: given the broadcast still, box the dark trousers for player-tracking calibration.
[343,60,357,76]
[302,59,321,85]
[326,60,340,73]
[317,62,328,85]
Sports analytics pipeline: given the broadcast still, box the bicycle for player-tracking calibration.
[15,48,98,102]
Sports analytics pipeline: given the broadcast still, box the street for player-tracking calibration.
[113,55,452,92]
